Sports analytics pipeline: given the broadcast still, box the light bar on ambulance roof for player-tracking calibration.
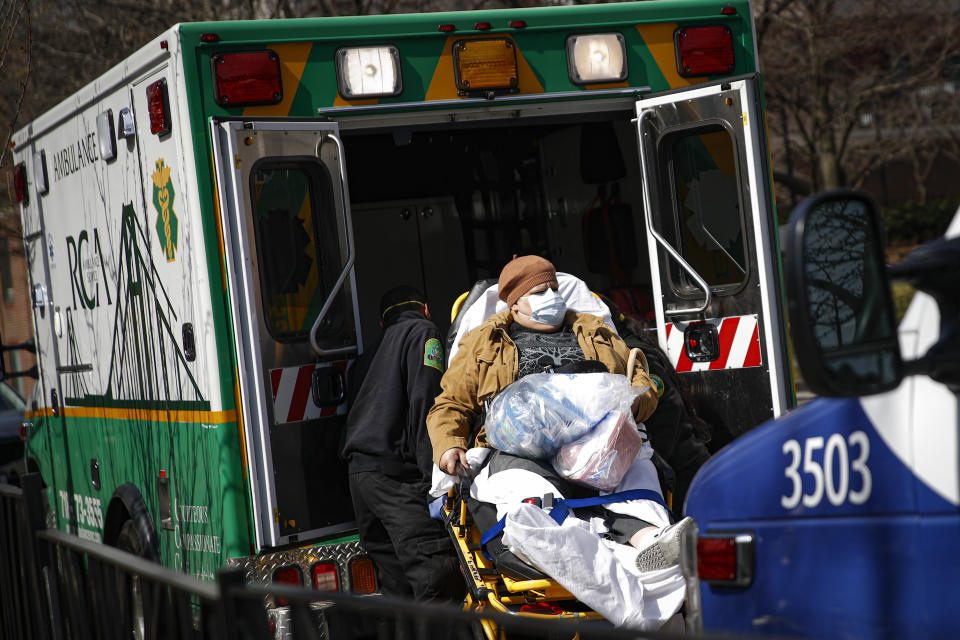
[212,50,283,107]
[566,33,628,85]
[335,46,402,99]
[675,25,735,77]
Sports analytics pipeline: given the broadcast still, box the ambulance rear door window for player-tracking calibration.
[664,125,748,293]
[249,159,344,342]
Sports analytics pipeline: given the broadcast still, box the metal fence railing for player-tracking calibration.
[1,474,710,640]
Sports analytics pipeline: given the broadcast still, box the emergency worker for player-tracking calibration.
[340,286,463,603]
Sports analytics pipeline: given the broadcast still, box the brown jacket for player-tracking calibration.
[427,309,659,465]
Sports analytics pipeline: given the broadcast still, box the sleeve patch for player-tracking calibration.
[650,374,665,398]
[424,338,445,372]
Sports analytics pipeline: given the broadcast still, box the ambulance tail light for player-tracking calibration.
[697,532,754,587]
[349,556,377,594]
[311,562,339,592]
[13,162,27,204]
[212,51,282,107]
[146,79,171,136]
[272,565,303,606]
[675,26,735,77]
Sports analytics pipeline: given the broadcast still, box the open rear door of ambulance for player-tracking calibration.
[213,121,361,549]
[634,75,792,442]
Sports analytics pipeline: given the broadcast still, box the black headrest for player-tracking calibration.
[445,278,498,361]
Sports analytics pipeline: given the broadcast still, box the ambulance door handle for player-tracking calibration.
[309,131,358,359]
[635,110,712,317]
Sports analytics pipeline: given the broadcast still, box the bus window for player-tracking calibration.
[250,159,349,345]
[666,126,747,292]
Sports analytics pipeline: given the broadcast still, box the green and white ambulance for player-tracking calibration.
[9,0,791,604]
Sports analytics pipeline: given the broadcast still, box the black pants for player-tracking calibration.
[349,472,464,603]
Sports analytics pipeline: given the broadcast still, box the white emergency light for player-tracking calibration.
[97,109,117,161]
[335,46,402,99]
[33,150,48,195]
[566,33,628,84]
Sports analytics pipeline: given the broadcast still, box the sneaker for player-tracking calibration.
[635,517,696,572]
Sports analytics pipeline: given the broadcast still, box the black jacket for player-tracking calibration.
[340,310,444,481]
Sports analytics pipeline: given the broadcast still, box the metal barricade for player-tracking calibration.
[2,473,716,640]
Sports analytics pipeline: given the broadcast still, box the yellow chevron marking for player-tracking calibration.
[636,23,694,90]
[426,35,544,101]
[242,42,313,117]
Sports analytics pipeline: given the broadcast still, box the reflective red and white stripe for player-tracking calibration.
[270,362,347,424]
[665,315,762,373]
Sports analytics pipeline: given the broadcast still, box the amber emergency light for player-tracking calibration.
[453,38,519,94]
[349,556,377,594]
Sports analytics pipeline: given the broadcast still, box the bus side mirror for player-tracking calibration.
[785,190,903,397]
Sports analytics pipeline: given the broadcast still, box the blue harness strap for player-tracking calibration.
[479,489,668,553]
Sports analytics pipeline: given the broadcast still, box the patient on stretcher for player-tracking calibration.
[425,256,694,629]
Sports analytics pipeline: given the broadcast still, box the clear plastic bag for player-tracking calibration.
[484,372,644,460]
[552,410,643,490]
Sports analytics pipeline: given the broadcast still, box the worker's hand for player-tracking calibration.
[439,447,469,475]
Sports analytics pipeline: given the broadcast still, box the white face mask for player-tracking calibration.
[519,288,566,326]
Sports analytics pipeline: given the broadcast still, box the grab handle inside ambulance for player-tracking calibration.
[636,110,712,317]
[309,132,358,359]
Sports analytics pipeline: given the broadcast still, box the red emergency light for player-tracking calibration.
[675,25,735,77]
[146,79,171,136]
[212,50,283,107]
[13,162,27,204]
[438,24,456,33]
[509,20,527,29]
[474,22,492,30]
[311,562,339,592]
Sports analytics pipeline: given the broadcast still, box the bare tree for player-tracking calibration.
[759,0,960,209]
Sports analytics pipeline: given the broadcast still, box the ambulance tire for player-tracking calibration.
[116,519,148,557]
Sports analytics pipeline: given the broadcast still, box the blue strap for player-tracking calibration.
[547,489,668,525]
[478,489,668,553]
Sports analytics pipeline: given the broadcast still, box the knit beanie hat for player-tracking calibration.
[498,255,558,307]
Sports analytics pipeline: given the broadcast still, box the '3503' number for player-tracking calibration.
[781,431,872,509]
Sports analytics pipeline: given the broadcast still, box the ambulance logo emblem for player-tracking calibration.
[151,159,178,262]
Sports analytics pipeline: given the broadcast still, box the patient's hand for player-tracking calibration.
[439,447,470,475]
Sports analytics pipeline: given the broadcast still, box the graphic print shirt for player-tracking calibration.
[508,323,586,379]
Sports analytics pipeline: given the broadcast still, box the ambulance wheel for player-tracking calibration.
[116,519,149,556]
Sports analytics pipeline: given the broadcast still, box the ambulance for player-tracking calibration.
[8,0,791,614]
[684,190,960,637]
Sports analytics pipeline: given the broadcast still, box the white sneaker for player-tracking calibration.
[635,517,696,572]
